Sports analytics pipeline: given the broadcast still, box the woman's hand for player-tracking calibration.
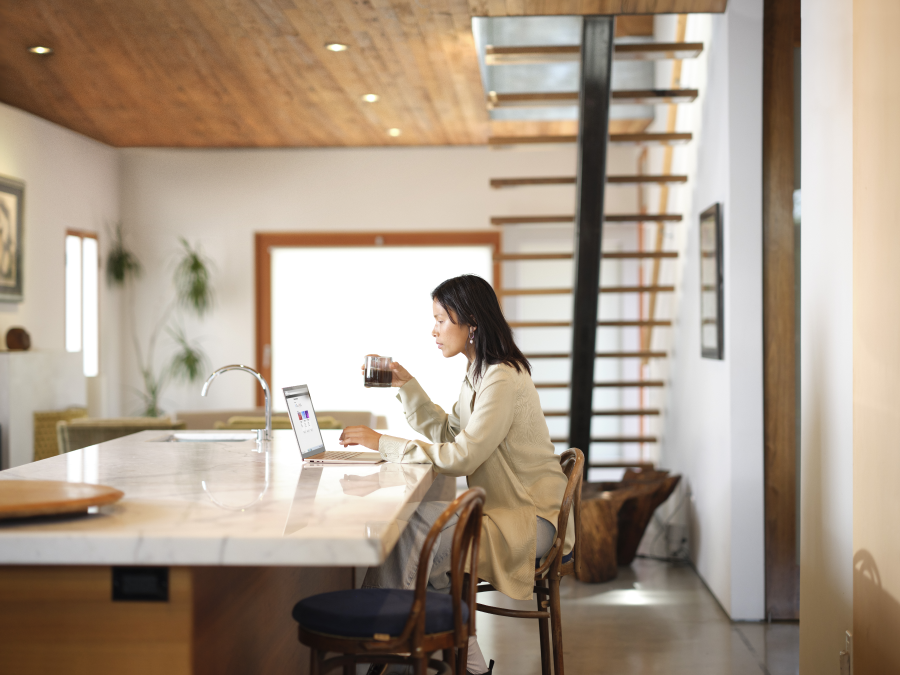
[339,425,382,451]
[390,361,412,388]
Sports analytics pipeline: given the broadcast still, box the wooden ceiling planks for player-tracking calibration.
[0,0,724,147]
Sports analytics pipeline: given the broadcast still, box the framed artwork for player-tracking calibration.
[0,176,24,302]
[700,203,723,359]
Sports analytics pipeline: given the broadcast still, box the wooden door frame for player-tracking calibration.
[254,231,502,406]
[762,0,799,619]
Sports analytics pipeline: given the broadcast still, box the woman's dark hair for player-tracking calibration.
[431,274,531,380]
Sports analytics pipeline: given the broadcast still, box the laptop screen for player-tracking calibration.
[283,384,326,458]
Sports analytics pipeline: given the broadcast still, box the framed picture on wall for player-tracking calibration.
[700,203,723,359]
[0,176,24,302]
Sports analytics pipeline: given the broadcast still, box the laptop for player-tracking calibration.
[282,384,384,464]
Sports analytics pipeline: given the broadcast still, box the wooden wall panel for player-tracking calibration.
[469,0,727,16]
[0,566,192,675]
[853,0,900,671]
[762,0,798,619]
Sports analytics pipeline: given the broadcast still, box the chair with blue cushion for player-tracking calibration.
[475,448,584,675]
[293,487,486,675]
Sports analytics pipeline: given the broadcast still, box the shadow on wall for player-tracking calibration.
[854,549,900,673]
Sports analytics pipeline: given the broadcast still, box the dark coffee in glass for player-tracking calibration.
[364,355,392,388]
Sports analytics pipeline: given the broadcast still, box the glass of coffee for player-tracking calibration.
[364,355,393,388]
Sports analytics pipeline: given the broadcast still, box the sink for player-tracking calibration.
[163,432,257,443]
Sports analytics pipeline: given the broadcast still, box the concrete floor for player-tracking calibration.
[476,559,799,675]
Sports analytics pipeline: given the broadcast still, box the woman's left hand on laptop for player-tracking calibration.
[338,426,382,451]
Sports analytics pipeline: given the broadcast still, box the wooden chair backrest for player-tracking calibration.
[395,487,486,652]
[546,448,584,576]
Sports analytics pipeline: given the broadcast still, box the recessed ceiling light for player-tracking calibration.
[28,46,53,55]
[325,43,348,52]
[388,128,401,137]
[362,94,379,103]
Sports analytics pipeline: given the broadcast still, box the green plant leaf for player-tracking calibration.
[174,237,213,316]
[167,324,209,383]
[106,223,142,287]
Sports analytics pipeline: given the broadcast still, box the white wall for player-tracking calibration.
[798,0,854,671]
[118,145,578,416]
[0,102,121,465]
[661,0,765,620]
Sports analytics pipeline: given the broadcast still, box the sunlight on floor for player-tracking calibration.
[476,559,799,675]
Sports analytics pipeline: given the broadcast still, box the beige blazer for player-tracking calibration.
[378,362,575,601]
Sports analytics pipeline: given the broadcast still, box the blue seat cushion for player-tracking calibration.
[292,588,468,639]
[536,550,575,567]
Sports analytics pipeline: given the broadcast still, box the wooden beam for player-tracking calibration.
[543,409,661,416]
[763,0,799,620]
[494,252,677,261]
[511,320,671,328]
[534,380,665,389]
[524,351,666,359]
[467,0,728,18]
[490,214,681,225]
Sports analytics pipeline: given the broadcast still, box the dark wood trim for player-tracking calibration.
[487,132,692,146]
[569,15,616,476]
[763,0,799,620]
[254,231,502,406]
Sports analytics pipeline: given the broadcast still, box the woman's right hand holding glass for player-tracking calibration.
[390,361,412,388]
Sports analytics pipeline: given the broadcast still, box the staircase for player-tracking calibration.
[484,16,700,477]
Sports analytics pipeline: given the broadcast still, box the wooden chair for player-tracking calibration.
[292,487,486,675]
[475,448,584,675]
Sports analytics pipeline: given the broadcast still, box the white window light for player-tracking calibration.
[65,231,100,377]
[82,236,99,377]
[65,235,82,353]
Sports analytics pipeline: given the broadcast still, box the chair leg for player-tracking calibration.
[549,578,565,675]
[536,578,552,675]
[343,659,355,675]
[443,648,455,674]
[309,647,321,675]
[413,655,428,675]
[457,642,469,675]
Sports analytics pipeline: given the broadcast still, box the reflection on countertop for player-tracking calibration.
[0,429,434,567]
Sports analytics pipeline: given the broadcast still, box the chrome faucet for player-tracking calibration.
[201,364,272,442]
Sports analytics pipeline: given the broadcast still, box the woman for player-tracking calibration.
[339,275,574,675]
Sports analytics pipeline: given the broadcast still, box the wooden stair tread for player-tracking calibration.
[498,285,675,295]
[542,409,662,417]
[524,351,666,358]
[534,380,665,388]
[484,42,704,65]
[491,214,682,225]
[487,89,698,108]
[488,132,692,146]
[495,251,677,261]
[490,175,688,188]
[510,320,672,328]
[550,436,659,443]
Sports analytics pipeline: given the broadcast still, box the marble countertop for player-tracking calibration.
[0,429,435,566]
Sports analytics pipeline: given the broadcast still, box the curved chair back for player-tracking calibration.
[536,448,584,578]
[398,487,486,654]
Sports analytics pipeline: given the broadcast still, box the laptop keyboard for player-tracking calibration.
[321,451,362,460]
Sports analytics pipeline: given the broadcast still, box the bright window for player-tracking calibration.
[270,245,493,431]
[65,231,99,377]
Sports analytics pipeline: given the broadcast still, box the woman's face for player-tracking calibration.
[432,299,471,359]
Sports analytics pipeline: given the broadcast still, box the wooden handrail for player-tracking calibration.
[489,175,688,188]
[588,461,656,469]
[497,285,675,295]
[524,351,666,359]
[510,320,672,327]
[483,42,703,65]
[542,409,662,417]
[488,132,692,146]
[490,214,681,225]
[494,252,677,261]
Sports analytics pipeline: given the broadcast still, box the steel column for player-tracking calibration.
[569,16,615,477]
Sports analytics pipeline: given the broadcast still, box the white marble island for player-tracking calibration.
[0,429,436,675]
